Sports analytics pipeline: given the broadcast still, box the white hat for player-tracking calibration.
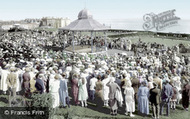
[110,67,114,71]
[10,67,16,72]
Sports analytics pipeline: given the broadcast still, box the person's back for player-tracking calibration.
[154,76,162,89]
[89,77,98,91]
[182,82,190,111]
[22,71,31,89]
[149,83,161,119]
[160,81,173,117]
[137,81,149,115]
[108,82,119,99]
[185,83,190,96]
[7,72,17,87]
[60,79,67,92]
[171,87,178,100]
[102,77,110,94]
[161,83,173,102]
[23,72,30,81]
[50,80,60,93]
[138,86,149,96]
[35,78,44,93]
[0,68,9,92]
[131,77,140,94]
[149,87,160,104]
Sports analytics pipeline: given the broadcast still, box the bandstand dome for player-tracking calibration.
[78,9,93,19]
[60,9,108,31]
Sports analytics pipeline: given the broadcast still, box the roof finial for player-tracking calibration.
[84,0,86,9]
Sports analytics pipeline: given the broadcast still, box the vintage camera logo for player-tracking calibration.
[143,9,180,31]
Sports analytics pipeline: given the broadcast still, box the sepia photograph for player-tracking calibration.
[0,0,190,119]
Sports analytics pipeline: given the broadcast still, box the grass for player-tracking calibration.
[127,35,190,47]
[53,103,190,119]
[0,93,189,119]
[32,27,190,47]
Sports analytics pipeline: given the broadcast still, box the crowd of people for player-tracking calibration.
[0,30,190,118]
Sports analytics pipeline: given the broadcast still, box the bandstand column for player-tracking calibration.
[72,31,75,52]
[104,31,107,51]
[91,31,93,53]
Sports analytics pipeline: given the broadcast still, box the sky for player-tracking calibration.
[0,0,189,21]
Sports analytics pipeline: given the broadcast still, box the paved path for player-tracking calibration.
[106,49,134,56]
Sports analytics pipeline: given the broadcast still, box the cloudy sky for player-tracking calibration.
[0,0,189,21]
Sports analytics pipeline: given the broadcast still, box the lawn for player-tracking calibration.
[53,102,190,119]
[128,35,190,47]
[0,94,189,119]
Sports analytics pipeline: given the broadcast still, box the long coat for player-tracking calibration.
[0,69,9,91]
[131,77,140,101]
[107,82,120,110]
[59,79,68,106]
[137,86,149,114]
[22,72,30,90]
[131,77,140,94]
[182,83,190,108]
[71,78,79,104]
[149,87,161,105]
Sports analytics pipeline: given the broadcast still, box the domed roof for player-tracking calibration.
[78,9,93,19]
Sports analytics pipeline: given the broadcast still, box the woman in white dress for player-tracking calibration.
[78,76,88,107]
[174,77,182,104]
[101,74,110,107]
[124,80,135,117]
[49,74,60,108]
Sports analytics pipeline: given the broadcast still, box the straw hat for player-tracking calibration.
[25,67,30,72]
[54,74,60,80]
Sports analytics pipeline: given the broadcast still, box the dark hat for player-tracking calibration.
[62,73,66,77]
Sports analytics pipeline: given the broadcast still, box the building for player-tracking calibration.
[0,19,40,30]
[41,17,71,28]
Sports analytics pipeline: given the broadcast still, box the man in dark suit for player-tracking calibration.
[149,83,161,119]
[160,80,173,117]
[182,80,190,111]
[35,74,45,94]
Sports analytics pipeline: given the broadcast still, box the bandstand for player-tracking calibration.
[59,9,109,53]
